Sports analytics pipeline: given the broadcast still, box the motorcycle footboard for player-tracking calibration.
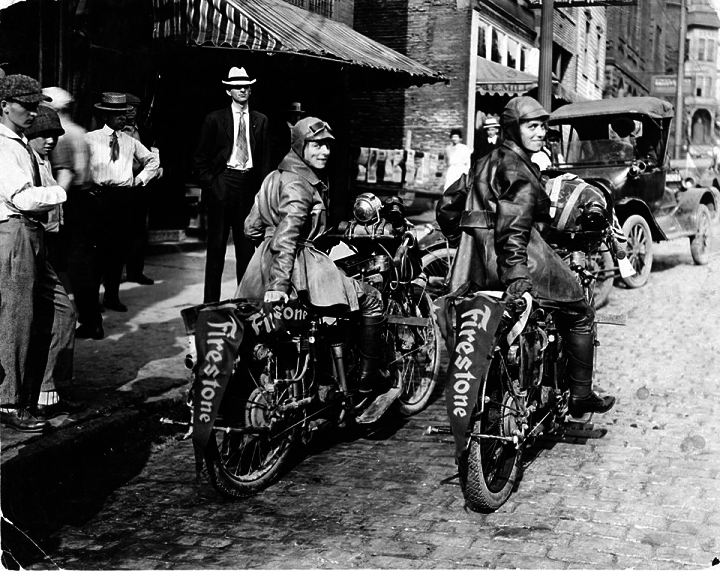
[355,387,401,425]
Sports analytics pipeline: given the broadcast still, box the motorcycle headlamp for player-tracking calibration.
[353,193,382,224]
[576,201,609,232]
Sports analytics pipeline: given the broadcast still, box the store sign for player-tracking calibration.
[528,0,637,6]
[651,75,692,96]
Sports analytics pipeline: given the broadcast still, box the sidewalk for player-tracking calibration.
[0,236,239,470]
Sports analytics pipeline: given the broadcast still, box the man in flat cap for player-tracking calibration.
[194,66,271,303]
[0,74,83,433]
[86,92,160,313]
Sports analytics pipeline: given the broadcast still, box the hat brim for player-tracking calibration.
[9,93,51,104]
[223,79,256,87]
[94,103,133,112]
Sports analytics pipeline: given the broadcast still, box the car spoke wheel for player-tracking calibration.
[690,205,713,265]
[621,214,653,288]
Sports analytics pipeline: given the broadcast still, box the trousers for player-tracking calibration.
[204,169,256,303]
[0,217,76,407]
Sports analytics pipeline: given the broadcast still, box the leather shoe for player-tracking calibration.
[569,391,616,417]
[75,323,104,340]
[127,274,154,286]
[35,398,86,419]
[103,298,127,312]
[1,409,50,433]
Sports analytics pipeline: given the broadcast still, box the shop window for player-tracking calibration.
[477,23,488,58]
[308,0,333,17]
[491,29,502,63]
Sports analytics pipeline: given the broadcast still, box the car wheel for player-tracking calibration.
[690,204,713,265]
[621,214,653,288]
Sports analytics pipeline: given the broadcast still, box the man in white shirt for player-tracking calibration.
[86,92,160,312]
[193,67,271,303]
[0,75,83,432]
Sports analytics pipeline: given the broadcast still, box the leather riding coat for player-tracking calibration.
[235,151,361,313]
[437,139,585,303]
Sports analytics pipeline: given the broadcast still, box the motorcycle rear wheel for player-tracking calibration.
[204,373,299,499]
[463,348,522,511]
[389,289,442,416]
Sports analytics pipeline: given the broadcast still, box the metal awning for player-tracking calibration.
[152,0,446,84]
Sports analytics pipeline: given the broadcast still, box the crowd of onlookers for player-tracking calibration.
[0,65,306,434]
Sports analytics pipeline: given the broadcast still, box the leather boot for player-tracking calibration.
[566,331,615,417]
[356,315,391,393]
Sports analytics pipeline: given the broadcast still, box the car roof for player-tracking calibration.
[550,97,675,122]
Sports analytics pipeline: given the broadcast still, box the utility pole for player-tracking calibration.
[538,0,555,111]
[674,0,687,159]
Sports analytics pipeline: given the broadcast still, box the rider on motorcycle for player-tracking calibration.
[235,117,388,393]
[437,96,615,417]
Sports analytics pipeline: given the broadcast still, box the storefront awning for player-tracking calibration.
[476,57,579,103]
[476,57,538,96]
[153,0,446,84]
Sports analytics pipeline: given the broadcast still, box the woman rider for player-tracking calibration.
[437,96,615,417]
[236,117,388,393]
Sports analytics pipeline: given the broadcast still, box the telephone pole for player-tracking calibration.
[538,0,555,111]
[674,0,687,159]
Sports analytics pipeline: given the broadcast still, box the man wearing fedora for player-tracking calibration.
[474,114,502,161]
[86,92,160,313]
[0,74,84,432]
[194,66,271,303]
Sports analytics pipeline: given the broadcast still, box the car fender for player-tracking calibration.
[614,197,667,241]
[675,187,718,230]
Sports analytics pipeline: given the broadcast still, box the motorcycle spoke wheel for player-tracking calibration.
[204,379,298,499]
[389,290,442,416]
[420,246,456,297]
[463,350,522,511]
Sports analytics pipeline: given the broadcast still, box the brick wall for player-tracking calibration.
[351,0,471,196]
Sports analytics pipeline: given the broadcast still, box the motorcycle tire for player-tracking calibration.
[203,366,299,499]
[420,245,456,298]
[389,289,442,416]
[462,342,522,511]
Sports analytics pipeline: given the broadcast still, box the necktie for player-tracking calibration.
[110,131,120,162]
[235,111,249,167]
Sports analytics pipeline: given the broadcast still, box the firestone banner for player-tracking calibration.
[444,293,504,459]
[192,303,245,472]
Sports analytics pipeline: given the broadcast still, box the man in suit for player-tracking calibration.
[194,67,272,303]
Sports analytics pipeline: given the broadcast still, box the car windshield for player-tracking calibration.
[551,118,663,168]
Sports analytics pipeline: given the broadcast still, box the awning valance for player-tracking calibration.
[476,57,580,104]
[476,57,538,96]
[153,0,446,84]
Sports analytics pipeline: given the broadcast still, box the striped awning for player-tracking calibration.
[153,0,446,84]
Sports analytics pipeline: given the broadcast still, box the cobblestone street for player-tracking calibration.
[9,230,720,570]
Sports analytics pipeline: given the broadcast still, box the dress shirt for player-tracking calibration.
[85,125,160,187]
[50,116,92,191]
[227,102,254,171]
[0,123,67,222]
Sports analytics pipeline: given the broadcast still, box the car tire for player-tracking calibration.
[690,204,713,265]
[621,214,653,288]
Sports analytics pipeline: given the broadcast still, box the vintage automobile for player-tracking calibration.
[547,96,716,288]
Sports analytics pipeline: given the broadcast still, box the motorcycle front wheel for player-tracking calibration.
[204,367,299,499]
[463,346,522,511]
[388,288,442,416]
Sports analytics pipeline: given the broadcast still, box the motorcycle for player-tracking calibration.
[428,176,627,511]
[168,194,442,499]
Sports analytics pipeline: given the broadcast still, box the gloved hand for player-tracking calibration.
[264,290,289,305]
[504,278,534,311]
